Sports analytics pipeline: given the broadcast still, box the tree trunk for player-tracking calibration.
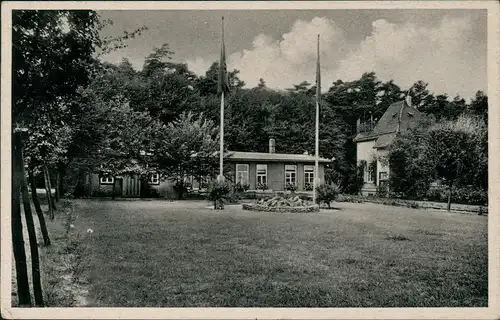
[55,171,60,202]
[43,166,55,220]
[447,180,453,212]
[16,134,44,306]
[112,180,116,200]
[12,134,32,307]
[57,163,66,198]
[47,168,57,210]
[28,169,51,246]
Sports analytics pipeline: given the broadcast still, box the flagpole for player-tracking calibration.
[219,91,224,181]
[313,34,320,204]
[218,17,225,182]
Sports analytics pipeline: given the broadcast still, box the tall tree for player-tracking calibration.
[155,112,221,199]
[11,131,31,307]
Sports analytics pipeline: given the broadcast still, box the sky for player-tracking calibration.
[98,9,487,101]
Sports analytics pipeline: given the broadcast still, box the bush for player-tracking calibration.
[304,182,313,191]
[376,183,389,198]
[316,183,340,208]
[206,180,231,209]
[285,183,298,193]
[257,182,267,191]
[426,185,487,205]
[234,182,250,193]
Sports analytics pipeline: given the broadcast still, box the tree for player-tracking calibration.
[155,112,221,199]
[424,115,486,210]
[14,131,44,306]
[11,132,31,307]
[408,80,434,110]
[387,115,437,198]
[390,114,486,210]
[468,91,488,124]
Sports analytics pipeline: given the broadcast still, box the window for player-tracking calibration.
[150,173,160,185]
[285,164,297,185]
[100,176,114,185]
[379,172,388,181]
[236,164,249,185]
[366,164,374,183]
[304,165,315,184]
[256,164,267,188]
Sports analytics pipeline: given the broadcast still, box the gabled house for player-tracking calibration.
[353,98,421,196]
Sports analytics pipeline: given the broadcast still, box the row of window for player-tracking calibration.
[100,174,159,185]
[236,164,315,188]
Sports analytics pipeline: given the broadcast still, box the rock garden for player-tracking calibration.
[242,195,319,213]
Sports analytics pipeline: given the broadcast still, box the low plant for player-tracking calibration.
[234,182,250,193]
[376,182,389,198]
[206,180,231,209]
[257,182,267,191]
[304,182,313,191]
[285,183,298,193]
[316,183,340,208]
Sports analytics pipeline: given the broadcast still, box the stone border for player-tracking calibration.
[242,203,319,213]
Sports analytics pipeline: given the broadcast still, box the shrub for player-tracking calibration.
[173,181,191,200]
[316,183,340,208]
[304,182,313,191]
[376,183,389,198]
[426,185,487,205]
[234,182,250,193]
[257,182,267,191]
[206,180,231,209]
[285,183,298,193]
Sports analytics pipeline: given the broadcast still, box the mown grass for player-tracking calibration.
[71,200,487,307]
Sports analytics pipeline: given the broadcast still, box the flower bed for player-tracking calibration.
[242,195,319,213]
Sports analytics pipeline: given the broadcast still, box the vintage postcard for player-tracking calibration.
[1,1,499,319]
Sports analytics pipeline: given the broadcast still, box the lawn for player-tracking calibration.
[67,199,487,307]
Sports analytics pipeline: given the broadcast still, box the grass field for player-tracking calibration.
[58,199,488,307]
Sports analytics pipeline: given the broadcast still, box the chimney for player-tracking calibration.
[269,138,276,153]
[356,118,361,133]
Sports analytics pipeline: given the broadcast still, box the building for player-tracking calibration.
[353,98,421,196]
[225,139,332,192]
[88,139,333,198]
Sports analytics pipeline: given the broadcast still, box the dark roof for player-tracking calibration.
[353,100,421,147]
[227,151,332,163]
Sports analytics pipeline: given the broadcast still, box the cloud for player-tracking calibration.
[187,15,485,100]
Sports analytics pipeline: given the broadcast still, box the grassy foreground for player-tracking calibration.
[61,199,489,307]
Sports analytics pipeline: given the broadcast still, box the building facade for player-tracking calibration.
[89,139,333,198]
[353,99,421,196]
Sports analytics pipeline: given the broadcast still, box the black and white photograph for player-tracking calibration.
[1,1,498,319]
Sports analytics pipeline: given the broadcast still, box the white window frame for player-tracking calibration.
[100,176,114,185]
[304,165,315,185]
[150,173,160,185]
[256,164,268,188]
[285,164,297,185]
[366,163,374,183]
[236,164,249,185]
[379,172,388,181]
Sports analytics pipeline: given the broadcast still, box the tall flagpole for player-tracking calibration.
[313,34,320,204]
[218,17,225,182]
[219,90,224,181]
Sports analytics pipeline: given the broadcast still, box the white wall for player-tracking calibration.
[376,150,390,186]
[356,140,376,163]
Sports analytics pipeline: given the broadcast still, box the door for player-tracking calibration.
[123,174,141,197]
